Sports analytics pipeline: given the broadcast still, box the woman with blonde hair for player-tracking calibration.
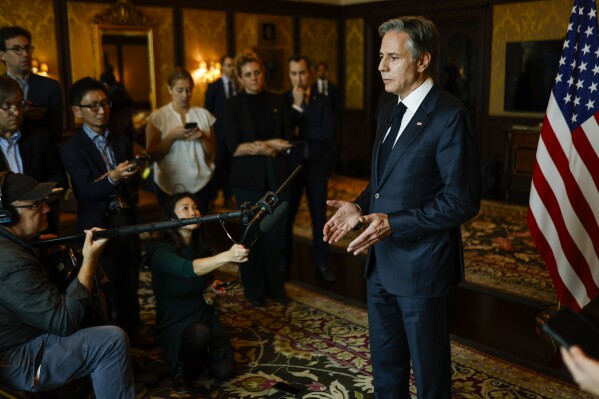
[146,67,216,212]
[223,50,292,306]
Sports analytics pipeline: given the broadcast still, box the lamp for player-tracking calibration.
[192,60,221,84]
[31,59,49,77]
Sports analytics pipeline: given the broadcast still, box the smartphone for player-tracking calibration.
[126,154,150,172]
[184,122,198,129]
[542,307,599,359]
[272,381,303,397]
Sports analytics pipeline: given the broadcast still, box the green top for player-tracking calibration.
[150,242,232,370]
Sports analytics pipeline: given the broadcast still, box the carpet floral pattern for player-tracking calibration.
[135,271,586,399]
[291,176,556,305]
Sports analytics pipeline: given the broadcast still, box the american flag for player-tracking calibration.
[528,0,599,311]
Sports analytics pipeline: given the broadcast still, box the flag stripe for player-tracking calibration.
[533,136,597,300]
[527,196,581,310]
[529,180,588,309]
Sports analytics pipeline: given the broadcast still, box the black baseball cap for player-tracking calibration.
[2,173,57,204]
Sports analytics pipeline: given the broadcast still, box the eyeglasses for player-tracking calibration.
[0,100,27,113]
[13,199,45,210]
[78,101,112,112]
[5,45,35,55]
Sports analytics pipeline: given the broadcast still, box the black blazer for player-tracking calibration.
[311,80,341,116]
[0,125,66,187]
[286,90,336,178]
[223,91,291,191]
[25,73,64,143]
[355,84,481,297]
[205,78,226,129]
[60,129,140,232]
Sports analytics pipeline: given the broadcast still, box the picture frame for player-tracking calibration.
[258,21,278,46]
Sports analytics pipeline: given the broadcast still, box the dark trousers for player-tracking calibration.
[102,211,141,331]
[284,171,329,268]
[0,326,134,399]
[210,128,232,201]
[233,188,287,302]
[367,263,452,399]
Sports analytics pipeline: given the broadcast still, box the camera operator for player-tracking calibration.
[0,172,136,398]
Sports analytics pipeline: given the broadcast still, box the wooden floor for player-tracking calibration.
[58,189,572,383]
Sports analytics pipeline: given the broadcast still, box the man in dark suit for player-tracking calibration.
[0,26,64,143]
[324,17,481,399]
[313,62,341,117]
[205,54,237,208]
[284,55,336,282]
[0,76,65,234]
[60,77,143,340]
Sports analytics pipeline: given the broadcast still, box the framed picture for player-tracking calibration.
[258,21,278,46]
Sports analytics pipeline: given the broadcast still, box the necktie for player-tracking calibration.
[227,80,234,98]
[378,102,407,178]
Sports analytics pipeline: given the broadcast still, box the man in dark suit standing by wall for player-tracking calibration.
[60,77,142,342]
[313,62,340,117]
[0,26,64,144]
[324,16,481,399]
[205,54,237,208]
[0,76,65,234]
[284,55,336,282]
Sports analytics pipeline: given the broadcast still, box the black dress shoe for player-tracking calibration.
[247,297,264,307]
[272,295,289,305]
[317,263,336,283]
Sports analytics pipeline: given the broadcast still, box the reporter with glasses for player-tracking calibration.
[0,76,66,234]
[60,77,144,344]
[0,26,64,143]
[147,192,249,392]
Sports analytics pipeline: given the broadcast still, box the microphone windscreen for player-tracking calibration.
[259,202,288,233]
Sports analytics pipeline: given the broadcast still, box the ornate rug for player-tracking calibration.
[134,271,585,398]
[290,176,556,305]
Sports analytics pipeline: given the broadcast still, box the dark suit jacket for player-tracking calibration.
[311,80,341,116]
[60,129,140,233]
[205,78,227,128]
[286,90,336,178]
[25,73,64,143]
[354,84,481,298]
[223,91,291,191]
[0,125,66,187]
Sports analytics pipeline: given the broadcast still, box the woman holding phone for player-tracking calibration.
[146,67,216,212]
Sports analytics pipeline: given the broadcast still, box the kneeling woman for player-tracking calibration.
[149,192,249,389]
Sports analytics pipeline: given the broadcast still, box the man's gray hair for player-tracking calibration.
[378,16,440,72]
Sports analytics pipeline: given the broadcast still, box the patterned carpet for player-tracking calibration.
[135,270,587,399]
[291,176,556,305]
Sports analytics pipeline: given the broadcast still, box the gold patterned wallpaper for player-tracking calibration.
[345,18,363,110]
[140,6,174,107]
[183,9,227,107]
[300,17,338,83]
[67,2,173,107]
[0,0,59,80]
[490,0,571,116]
[235,13,294,93]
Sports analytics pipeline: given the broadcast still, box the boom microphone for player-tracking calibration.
[240,202,288,247]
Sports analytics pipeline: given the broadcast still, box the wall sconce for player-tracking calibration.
[192,61,221,84]
[31,59,49,77]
